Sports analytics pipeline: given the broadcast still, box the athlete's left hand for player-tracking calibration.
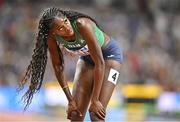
[89,100,106,120]
[67,99,82,120]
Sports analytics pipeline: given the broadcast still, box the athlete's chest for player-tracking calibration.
[55,20,91,56]
[55,34,86,49]
[56,35,89,56]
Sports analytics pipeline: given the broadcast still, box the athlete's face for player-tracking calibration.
[52,16,74,37]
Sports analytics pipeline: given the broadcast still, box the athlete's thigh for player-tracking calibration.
[99,59,122,109]
[72,59,94,115]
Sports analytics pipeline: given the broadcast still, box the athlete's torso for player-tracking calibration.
[55,19,110,56]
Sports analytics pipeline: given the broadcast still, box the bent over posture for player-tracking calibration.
[19,7,123,121]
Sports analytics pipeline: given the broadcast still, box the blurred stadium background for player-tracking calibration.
[0,0,180,121]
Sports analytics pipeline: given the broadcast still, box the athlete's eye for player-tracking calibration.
[64,19,68,24]
[58,26,63,31]
[59,27,63,31]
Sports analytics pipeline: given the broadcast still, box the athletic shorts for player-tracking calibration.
[80,37,123,65]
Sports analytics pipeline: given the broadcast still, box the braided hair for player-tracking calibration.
[18,7,100,110]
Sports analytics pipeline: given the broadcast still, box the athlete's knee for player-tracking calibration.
[70,111,85,121]
[89,112,105,121]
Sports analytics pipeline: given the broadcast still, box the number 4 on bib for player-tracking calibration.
[107,68,120,85]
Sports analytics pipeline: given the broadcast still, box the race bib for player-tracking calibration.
[107,68,120,85]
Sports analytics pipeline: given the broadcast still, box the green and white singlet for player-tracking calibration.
[55,20,104,56]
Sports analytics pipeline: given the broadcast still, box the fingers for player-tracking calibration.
[100,109,106,117]
[96,109,106,120]
[90,111,105,121]
[89,106,106,120]
[89,108,106,120]
[67,110,83,120]
[77,110,83,117]
[100,109,106,118]
[67,110,76,120]
[67,111,72,120]
[96,113,105,120]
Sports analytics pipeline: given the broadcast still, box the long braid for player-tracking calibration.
[18,8,60,110]
[18,7,101,110]
[18,19,49,110]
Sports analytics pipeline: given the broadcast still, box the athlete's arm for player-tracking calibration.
[47,35,73,102]
[77,18,105,103]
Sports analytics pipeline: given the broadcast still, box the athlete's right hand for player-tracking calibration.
[89,100,106,120]
[67,99,82,120]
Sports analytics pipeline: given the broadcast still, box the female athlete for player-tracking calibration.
[18,7,123,121]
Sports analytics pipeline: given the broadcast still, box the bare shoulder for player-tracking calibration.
[76,18,95,29]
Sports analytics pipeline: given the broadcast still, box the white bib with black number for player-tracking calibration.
[107,68,119,85]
